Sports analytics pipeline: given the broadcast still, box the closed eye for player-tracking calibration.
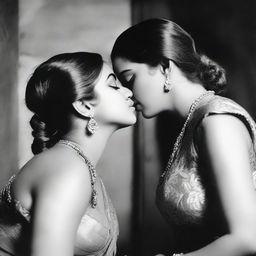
[110,84,121,90]
[123,75,135,90]
[108,74,120,90]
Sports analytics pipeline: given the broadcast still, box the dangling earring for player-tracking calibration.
[163,68,172,92]
[86,112,98,135]
[164,77,171,92]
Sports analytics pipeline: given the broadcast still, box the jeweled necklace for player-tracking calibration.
[160,90,215,179]
[58,139,97,208]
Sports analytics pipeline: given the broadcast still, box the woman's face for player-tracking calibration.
[93,63,136,128]
[113,57,167,118]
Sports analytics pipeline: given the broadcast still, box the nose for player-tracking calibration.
[121,86,133,100]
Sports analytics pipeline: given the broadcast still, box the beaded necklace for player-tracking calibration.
[161,90,215,179]
[58,139,97,208]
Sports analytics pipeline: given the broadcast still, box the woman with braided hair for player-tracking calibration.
[0,52,136,256]
[111,18,256,256]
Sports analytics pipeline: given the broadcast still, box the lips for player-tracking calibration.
[127,99,135,107]
[132,99,142,111]
[135,103,142,111]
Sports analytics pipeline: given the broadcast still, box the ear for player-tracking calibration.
[160,60,172,76]
[72,100,94,118]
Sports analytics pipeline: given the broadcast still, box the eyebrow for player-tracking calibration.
[106,73,117,81]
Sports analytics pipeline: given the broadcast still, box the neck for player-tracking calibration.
[165,64,214,119]
[171,81,209,120]
[61,126,115,167]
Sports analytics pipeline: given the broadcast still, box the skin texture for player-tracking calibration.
[12,63,136,256]
[113,57,170,118]
[113,57,256,255]
[113,57,207,119]
[93,64,136,127]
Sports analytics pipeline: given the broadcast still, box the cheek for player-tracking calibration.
[133,77,151,100]
[134,74,165,117]
[95,92,128,120]
[135,76,163,103]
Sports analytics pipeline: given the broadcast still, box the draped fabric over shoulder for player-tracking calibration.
[0,143,119,256]
[0,176,118,256]
[156,95,256,252]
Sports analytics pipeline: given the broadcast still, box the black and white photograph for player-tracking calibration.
[0,0,256,255]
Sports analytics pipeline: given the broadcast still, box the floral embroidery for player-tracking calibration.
[187,191,204,211]
[157,95,256,227]
[15,201,31,221]
[162,165,205,222]
[183,173,205,212]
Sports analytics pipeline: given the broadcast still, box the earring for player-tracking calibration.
[163,67,172,92]
[164,78,171,92]
[86,113,98,135]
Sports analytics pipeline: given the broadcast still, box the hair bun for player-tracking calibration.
[30,114,57,154]
[198,55,227,94]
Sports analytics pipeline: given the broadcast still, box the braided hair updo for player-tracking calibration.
[25,52,103,155]
[111,18,227,94]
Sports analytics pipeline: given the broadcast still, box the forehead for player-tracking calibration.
[114,57,157,77]
[113,57,136,74]
[96,63,114,85]
[101,63,114,78]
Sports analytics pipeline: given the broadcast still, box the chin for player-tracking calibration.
[142,111,158,119]
[117,116,137,129]
[141,107,162,119]
[126,112,137,124]
[125,116,137,126]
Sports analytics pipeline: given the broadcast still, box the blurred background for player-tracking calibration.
[0,0,256,255]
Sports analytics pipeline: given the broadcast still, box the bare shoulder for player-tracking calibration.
[29,146,94,251]
[195,113,254,188]
[198,113,252,149]
[13,145,92,212]
[21,145,92,198]
[40,146,91,191]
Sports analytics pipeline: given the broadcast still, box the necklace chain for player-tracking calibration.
[161,90,215,179]
[58,139,97,208]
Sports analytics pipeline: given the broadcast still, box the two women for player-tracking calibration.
[1,18,256,256]
[111,18,256,255]
[0,52,136,256]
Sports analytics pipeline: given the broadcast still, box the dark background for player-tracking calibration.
[131,1,256,255]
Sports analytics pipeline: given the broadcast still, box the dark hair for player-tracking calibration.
[111,18,226,94]
[25,52,103,155]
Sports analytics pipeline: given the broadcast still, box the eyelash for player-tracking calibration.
[110,84,120,90]
[124,76,135,89]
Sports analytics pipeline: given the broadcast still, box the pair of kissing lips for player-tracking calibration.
[131,98,142,111]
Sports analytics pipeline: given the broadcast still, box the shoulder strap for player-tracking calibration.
[58,140,97,208]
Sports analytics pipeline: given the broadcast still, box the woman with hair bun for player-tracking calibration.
[111,18,256,255]
[0,52,136,256]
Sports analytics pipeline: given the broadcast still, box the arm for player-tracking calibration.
[185,114,256,256]
[30,158,92,256]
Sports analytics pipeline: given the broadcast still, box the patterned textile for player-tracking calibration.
[156,95,256,251]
